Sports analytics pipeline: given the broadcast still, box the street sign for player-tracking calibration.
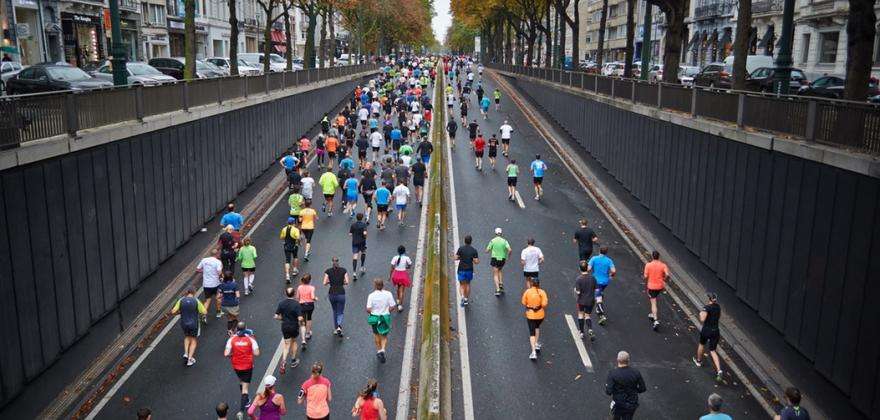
[16,23,30,38]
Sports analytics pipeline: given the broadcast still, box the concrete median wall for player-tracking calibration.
[508,75,880,417]
[0,77,362,408]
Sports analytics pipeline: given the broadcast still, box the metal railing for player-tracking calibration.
[489,63,880,155]
[0,63,377,149]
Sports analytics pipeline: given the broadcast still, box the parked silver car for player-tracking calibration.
[91,62,177,85]
[206,57,262,76]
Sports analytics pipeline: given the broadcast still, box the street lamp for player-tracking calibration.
[773,0,795,95]
[108,0,129,86]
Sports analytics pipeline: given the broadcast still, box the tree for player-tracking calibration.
[648,0,687,83]
[732,0,751,89]
[596,0,609,67]
[229,0,240,75]
[623,0,635,77]
[257,0,290,74]
[283,0,293,70]
[184,0,196,79]
[327,2,336,67]
[298,0,320,68]
[844,0,876,100]
[319,5,327,68]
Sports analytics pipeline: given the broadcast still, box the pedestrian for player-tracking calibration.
[279,217,301,283]
[389,245,413,311]
[225,322,260,416]
[171,288,207,367]
[521,277,548,360]
[275,287,302,375]
[416,136,433,165]
[297,274,317,348]
[247,375,287,419]
[280,151,299,178]
[219,225,239,273]
[486,227,512,296]
[699,393,732,420]
[499,120,513,157]
[137,407,152,420]
[197,248,224,320]
[220,203,244,231]
[392,180,410,226]
[480,95,491,119]
[323,257,350,336]
[350,212,369,279]
[299,201,318,262]
[454,235,480,307]
[299,136,311,163]
[643,251,670,331]
[237,238,257,296]
[605,351,647,420]
[219,270,241,334]
[774,387,809,420]
[574,261,597,341]
[351,379,388,420]
[216,402,229,420]
[318,167,339,216]
[529,155,547,200]
[360,163,377,223]
[446,117,458,147]
[588,246,616,325]
[411,157,427,205]
[693,293,724,382]
[505,159,518,200]
[289,185,305,220]
[520,238,544,287]
[343,171,360,217]
[573,219,599,263]
[299,362,332,420]
[367,278,397,363]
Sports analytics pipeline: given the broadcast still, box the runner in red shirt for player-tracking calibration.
[473,133,486,171]
[225,322,261,416]
[643,251,670,331]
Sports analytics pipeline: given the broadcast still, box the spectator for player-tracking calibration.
[774,387,810,420]
[700,393,732,420]
[136,407,152,420]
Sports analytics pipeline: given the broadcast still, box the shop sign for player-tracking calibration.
[16,23,30,38]
[72,14,97,24]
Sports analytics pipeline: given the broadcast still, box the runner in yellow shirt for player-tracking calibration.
[299,200,318,261]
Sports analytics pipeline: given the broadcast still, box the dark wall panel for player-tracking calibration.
[106,144,129,307]
[90,148,118,311]
[0,186,24,401]
[43,161,77,348]
[76,153,103,321]
[60,156,90,336]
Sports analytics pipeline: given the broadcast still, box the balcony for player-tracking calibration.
[752,0,783,14]
[120,0,140,12]
[693,0,734,19]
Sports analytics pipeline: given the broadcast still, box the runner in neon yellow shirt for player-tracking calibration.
[318,168,339,217]
[486,228,512,296]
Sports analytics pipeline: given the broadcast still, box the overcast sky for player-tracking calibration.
[432,0,452,45]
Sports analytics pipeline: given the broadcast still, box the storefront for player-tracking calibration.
[102,10,140,61]
[12,0,41,65]
[166,19,207,58]
[61,12,104,67]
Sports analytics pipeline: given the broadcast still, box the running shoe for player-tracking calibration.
[378,351,386,363]
[529,351,537,360]
[652,320,660,331]
[216,311,223,319]
[397,304,403,312]
[360,266,366,274]
[290,358,301,368]
[588,329,596,341]
[598,315,607,325]
[183,353,189,359]
[692,357,702,367]
[186,357,196,367]
[579,331,584,339]
[460,298,466,307]
[494,289,501,297]
[535,342,542,352]
[716,370,723,382]
[353,273,358,281]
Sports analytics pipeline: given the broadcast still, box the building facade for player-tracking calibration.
[685,0,735,67]
[791,0,880,79]
[580,0,665,63]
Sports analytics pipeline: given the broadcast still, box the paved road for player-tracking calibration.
[96,140,425,418]
[445,72,767,419]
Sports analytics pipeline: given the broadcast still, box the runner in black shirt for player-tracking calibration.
[323,257,350,336]
[606,351,647,419]
[573,219,599,262]
[693,293,723,382]
[411,160,427,205]
[446,119,458,147]
[468,119,479,147]
[454,235,480,306]
[574,261,597,341]
[359,164,377,223]
[274,287,303,374]
[349,213,368,279]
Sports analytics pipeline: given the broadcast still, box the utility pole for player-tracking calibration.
[773,0,795,94]
[108,0,129,86]
[640,2,652,80]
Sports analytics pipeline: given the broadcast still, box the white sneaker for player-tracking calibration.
[535,342,543,352]
[186,358,196,366]
[529,351,537,360]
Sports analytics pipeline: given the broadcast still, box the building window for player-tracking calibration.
[818,31,838,63]
[801,33,810,63]
[609,4,618,17]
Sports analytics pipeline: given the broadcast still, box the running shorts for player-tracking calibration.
[469,132,476,140]
[507,177,518,186]
[324,193,335,200]
[377,204,389,213]
[578,248,593,261]
[181,321,200,338]
[352,243,366,254]
[594,284,608,298]
[328,151,337,160]
[235,368,253,383]
[395,203,407,211]
[495,98,500,104]
[242,265,256,273]
[203,286,219,298]
[302,229,314,243]
[413,178,424,187]
[523,271,539,280]
[300,302,314,321]
[699,329,720,351]
[284,248,298,263]
[533,176,544,185]
[358,149,367,158]
[488,148,497,158]
[282,324,299,339]
[648,288,664,299]
[577,303,594,314]
[363,193,374,207]
[457,270,474,283]
[490,258,506,268]
[527,318,543,336]
[223,305,240,317]
[474,150,484,158]
[501,138,510,145]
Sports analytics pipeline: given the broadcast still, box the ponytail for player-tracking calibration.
[359,379,378,398]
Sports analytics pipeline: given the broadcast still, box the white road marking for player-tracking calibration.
[513,190,526,209]
[255,339,286,395]
[446,92,476,420]
[564,314,594,373]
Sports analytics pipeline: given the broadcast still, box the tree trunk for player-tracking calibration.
[526,32,536,66]
[319,9,327,68]
[623,0,636,77]
[597,0,609,67]
[283,3,293,70]
[496,17,504,63]
[304,4,317,69]
[262,6,274,74]
[660,3,685,84]
[506,19,513,64]
[553,5,559,67]
[559,4,567,67]
[844,0,876,100]
[328,4,335,67]
[572,0,580,63]
[732,0,751,89]
[544,2,552,66]
[184,0,196,79]
[229,0,239,75]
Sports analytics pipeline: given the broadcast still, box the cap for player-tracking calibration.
[264,375,277,387]
[707,292,718,301]
[494,227,503,235]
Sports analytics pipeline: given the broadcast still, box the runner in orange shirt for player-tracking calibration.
[521,278,548,361]
[643,250,670,331]
[325,135,340,170]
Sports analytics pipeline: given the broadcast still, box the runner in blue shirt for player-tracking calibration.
[374,182,392,230]
[280,152,298,175]
[479,96,491,120]
[220,203,244,231]
[343,174,359,218]
[529,155,548,200]
[587,246,616,326]
[339,155,355,172]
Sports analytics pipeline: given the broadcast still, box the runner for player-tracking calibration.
[506,159,518,201]
[343,171,360,217]
[196,248,224,320]
[643,251,670,331]
[528,154,548,200]
[446,117,458,148]
[299,201,318,262]
[479,95,491,120]
[486,228,512,296]
[224,321,260,417]
[573,218,599,263]
[375,181,392,230]
[236,238,257,295]
[299,136,311,163]
[473,132,485,171]
[693,293,724,382]
[392,180,411,227]
[359,163,377,223]
[454,234,480,307]
[521,277,548,360]
[588,246,616,325]
[574,261,597,341]
[383,246,412,311]
[493,88,502,111]
[219,225,239,273]
[171,288,207,367]
[520,238,544,288]
[459,100,469,126]
[219,270,241,335]
[280,151,299,178]
[314,134,326,167]
[605,351,647,419]
[274,287,303,375]
[323,257,350,336]
[499,120,513,157]
[220,203,244,231]
[774,388,810,420]
[298,362,332,419]
[467,119,479,147]
[247,375,286,419]
[280,217,301,283]
[325,134,340,170]
[297,274,317,348]
[366,278,397,363]
[356,131,369,165]
[318,167,339,217]
[351,379,388,420]
[369,128,384,162]
[350,213,369,279]
[416,137,434,165]
[301,170,316,202]
[411,158,427,205]
[475,83,484,104]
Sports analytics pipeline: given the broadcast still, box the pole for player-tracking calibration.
[35,0,49,62]
[773,0,795,95]
[108,0,128,86]
[640,2,652,80]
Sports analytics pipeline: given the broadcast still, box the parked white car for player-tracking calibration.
[206,57,262,76]
[237,53,302,72]
[91,62,177,85]
[1,61,24,92]
[601,62,624,77]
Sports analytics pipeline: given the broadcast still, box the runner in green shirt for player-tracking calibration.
[493,89,502,111]
[399,143,414,157]
[318,168,339,217]
[506,159,519,202]
[486,228,512,296]
[289,185,304,217]
[236,237,258,295]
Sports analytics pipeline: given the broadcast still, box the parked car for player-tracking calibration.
[693,62,731,88]
[745,67,808,92]
[91,61,177,85]
[722,55,775,76]
[148,57,225,79]
[5,62,113,95]
[601,62,624,76]
[237,53,301,72]
[797,75,880,99]
[205,57,262,76]
[1,60,24,92]
[678,66,701,86]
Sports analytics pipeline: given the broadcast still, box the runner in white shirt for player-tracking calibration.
[370,100,381,117]
[499,120,514,158]
[410,100,420,114]
[520,238,545,288]
[392,182,411,226]
[300,171,315,200]
[196,248,224,319]
[358,107,369,128]
[369,131,384,162]
[389,246,413,311]
[366,278,397,363]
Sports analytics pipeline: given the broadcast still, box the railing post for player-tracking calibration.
[182,81,190,111]
[594,75,599,93]
[281,71,286,90]
[217,78,223,104]
[63,93,79,137]
[691,87,698,117]
[611,79,616,98]
[581,73,585,90]
[135,85,145,120]
[265,73,270,94]
[736,93,745,127]
[243,75,248,98]
[631,81,637,103]
[805,100,818,141]
[657,83,663,108]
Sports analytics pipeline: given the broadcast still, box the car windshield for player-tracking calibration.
[196,61,215,71]
[47,66,92,81]
[269,54,285,63]
[128,63,163,76]
[681,67,700,76]
[238,59,254,67]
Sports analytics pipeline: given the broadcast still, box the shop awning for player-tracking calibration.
[271,30,287,54]
[757,26,774,49]
[687,33,700,51]
[718,29,732,50]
